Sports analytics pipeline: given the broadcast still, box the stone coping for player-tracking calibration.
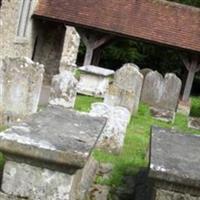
[0,106,106,169]
[149,126,200,189]
[79,65,115,77]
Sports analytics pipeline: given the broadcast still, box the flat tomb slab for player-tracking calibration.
[149,126,200,191]
[0,106,106,169]
[79,65,115,76]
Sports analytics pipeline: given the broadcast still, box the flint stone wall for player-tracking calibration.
[49,71,78,108]
[59,26,80,73]
[90,102,131,153]
[104,63,143,115]
[141,71,182,111]
[0,57,44,124]
[77,65,115,97]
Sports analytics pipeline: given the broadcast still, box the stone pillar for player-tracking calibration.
[149,127,200,200]
[0,106,106,200]
[104,63,143,115]
[59,26,80,73]
[49,71,78,108]
[0,57,44,125]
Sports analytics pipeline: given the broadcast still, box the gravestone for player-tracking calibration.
[188,117,200,130]
[104,63,143,115]
[0,57,44,125]
[49,71,78,108]
[0,106,106,200]
[90,102,131,153]
[140,68,153,78]
[149,126,200,200]
[77,65,114,97]
[141,71,181,121]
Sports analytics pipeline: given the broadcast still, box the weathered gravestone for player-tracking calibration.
[77,65,115,97]
[49,71,78,108]
[0,106,106,200]
[140,68,153,78]
[0,57,44,125]
[90,102,131,153]
[149,126,200,200]
[188,117,200,130]
[141,71,182,121]
[104,63,143,115]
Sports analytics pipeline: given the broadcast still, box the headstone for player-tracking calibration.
[149,126,200,199]
[49,71,78,108]
[188,117,200,130]
[141,71,182,112]
[0,57,44,125]
[140,68,153,78]
[177,99,191,116]
[77,65,114,97]
[90,102,131,153]
[104,63,143,115]
[0,106,106,200]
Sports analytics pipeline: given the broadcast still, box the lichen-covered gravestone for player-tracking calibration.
[141,71,182,121]
[0,106,106,200]
[0,57,44,125]
[77,65,115,97]
[49,71,78,108]
[149,126,200,200]
[104,63,143,115]
[90,102,131,153]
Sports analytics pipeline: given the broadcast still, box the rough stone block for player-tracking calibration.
[49,71,78,108]
[149,127,200,199]
[104,63,143,115]
[0,106,106,169]
[90,103,131,153]
[177,100,191,116]
[0,57,44,125]
[2,161,73,200]
[77,65,114,97]
[141,71,181,112]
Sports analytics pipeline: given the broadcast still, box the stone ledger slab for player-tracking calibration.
[0,106,106,169]
[149,126,200,199]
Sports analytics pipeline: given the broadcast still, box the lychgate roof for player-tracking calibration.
[34,0,200,53]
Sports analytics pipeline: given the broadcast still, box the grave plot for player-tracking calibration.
[0,57,44,125]
[104,63,143,115]
[0,106,106,200]
[141,71,182,122]
[149,126,200,200]
[77,65,114,97]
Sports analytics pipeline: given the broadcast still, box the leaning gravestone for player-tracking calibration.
[77,65,114,97]
[0,57,44,125]
[90,102,131,153]
[49,71,78,108]
[0,106,106,200]
[104,63,143,115]
[141,71,181,121]
[149,126,200,200]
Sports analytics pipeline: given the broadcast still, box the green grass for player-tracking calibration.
[190,96,200,117]
[74,95,200,187]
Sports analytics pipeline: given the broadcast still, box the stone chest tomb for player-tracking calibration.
[149,126,200,200]
[77,65,114,97]
[0,106,106,200]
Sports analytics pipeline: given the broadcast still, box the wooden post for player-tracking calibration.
[181,55,200,102]
[78,30,113,66]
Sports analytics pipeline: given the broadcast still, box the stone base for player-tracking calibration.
[188,117,200,130]
[154,188,200,200]
[177,100,191,116]
[150,107,175,122]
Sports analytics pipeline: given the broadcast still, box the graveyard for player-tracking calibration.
[0,0,200,199]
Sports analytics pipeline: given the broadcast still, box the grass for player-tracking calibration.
[75,95,200,187]
[190,96,200,117]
